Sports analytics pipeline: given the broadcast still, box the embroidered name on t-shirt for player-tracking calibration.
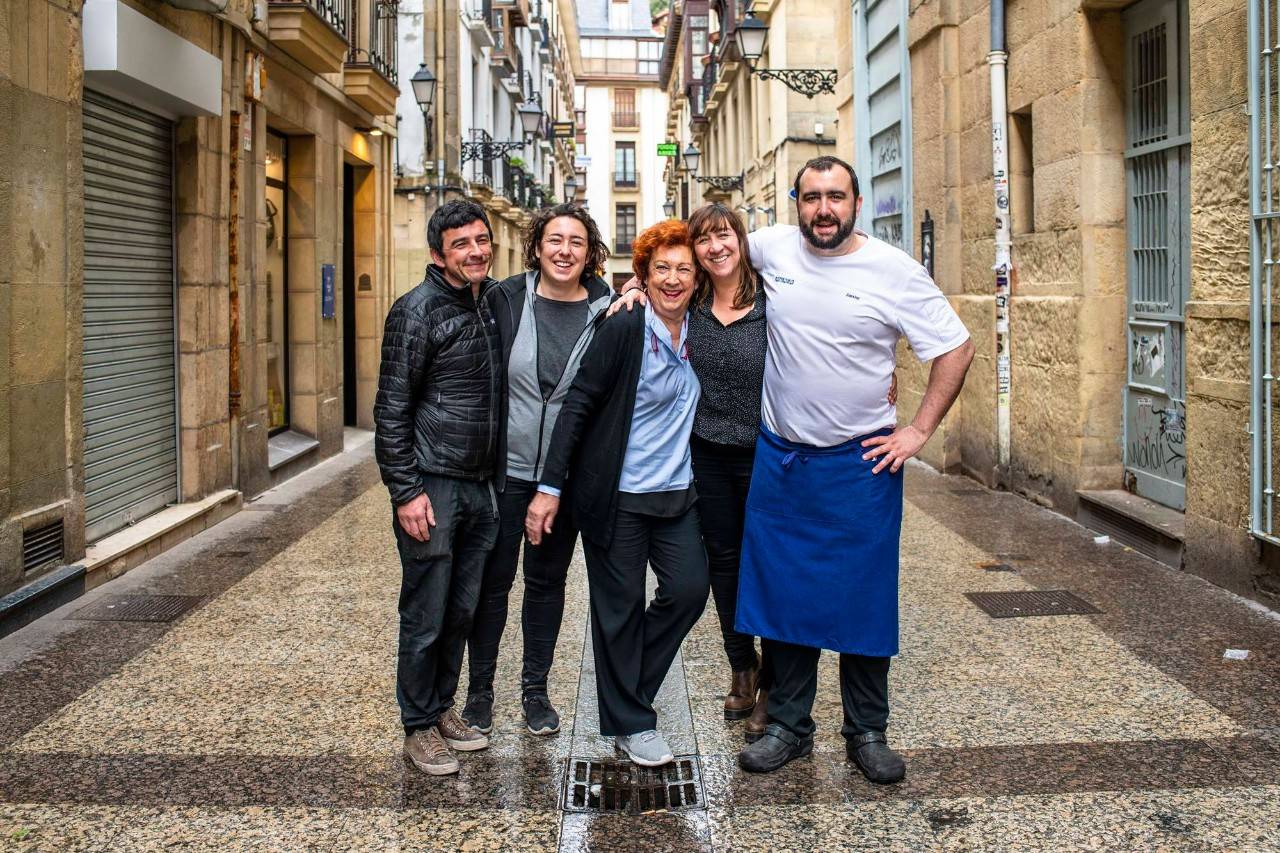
[774,275,795,285]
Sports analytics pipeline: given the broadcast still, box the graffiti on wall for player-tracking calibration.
[1127,395,1186,483]
[873,126,900,172]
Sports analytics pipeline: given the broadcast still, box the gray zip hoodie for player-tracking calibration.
[506,271,613,482]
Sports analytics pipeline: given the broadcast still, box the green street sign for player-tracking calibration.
[657,142,678,157]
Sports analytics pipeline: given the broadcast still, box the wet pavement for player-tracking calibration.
[3,435,1280,850]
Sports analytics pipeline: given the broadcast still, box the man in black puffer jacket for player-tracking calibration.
[374,200,501,777]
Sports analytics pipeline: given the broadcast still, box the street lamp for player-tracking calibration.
[411,63,437,115]
[682,144,701,174]
[680,144,742,192]
[733,10,836,98]
[411,62,438,156]
[518,100,544,137]
[663,199,676,218]
[563,175,578,200]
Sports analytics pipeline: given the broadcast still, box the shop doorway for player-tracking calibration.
[343,163,357,427]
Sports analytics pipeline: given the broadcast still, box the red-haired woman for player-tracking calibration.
[525,219,708,767]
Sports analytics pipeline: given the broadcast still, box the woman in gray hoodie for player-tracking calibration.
[462,204,613,738]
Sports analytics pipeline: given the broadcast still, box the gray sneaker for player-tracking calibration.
[614,730,674,767]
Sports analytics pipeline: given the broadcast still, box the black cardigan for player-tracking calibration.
[539,307,646,549]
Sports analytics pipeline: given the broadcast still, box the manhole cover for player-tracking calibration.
[69,594,204,623]
[562,756,704,814]
[964,590,1101,618]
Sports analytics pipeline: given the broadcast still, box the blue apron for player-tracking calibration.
[735,423,903,657]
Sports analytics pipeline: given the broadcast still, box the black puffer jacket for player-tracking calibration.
[374,264,501,505]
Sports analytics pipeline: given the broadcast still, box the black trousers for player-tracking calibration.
[764,638,890,741]
[690,436,763,675]
[394,474,499,735]
[582,498,709,736]
[466,477,578,695]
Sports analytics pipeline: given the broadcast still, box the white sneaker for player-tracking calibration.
[614,730,675,767]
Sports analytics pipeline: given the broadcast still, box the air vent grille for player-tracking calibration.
[22,520,64,573]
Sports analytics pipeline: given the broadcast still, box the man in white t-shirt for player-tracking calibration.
[734,156,974,781]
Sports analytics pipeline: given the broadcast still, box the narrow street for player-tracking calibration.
[2,436,1279,851]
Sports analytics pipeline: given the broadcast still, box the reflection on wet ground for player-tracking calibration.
[3,443,1280,850]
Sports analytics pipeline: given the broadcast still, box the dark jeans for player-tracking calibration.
[394,474,499,735]
[764,638,890,741]
[466,477,577,696]
[690,436,762,675]
[582,497,710,736]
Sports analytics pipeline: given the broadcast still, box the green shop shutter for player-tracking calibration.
[81,89,179,543]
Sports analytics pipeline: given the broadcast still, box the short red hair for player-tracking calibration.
[632,219,692,282]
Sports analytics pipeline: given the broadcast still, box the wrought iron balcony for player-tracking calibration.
[612,112,639,129]
[345,0,398,84]
[613,170,639,189]
[268,0,350,75]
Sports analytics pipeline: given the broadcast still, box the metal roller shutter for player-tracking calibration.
[82,90,179,543]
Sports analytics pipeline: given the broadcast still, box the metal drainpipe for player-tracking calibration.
[435,0,446,209]
[989,0,1012,482]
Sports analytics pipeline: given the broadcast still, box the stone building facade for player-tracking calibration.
[576,0,669,285]
[394,0,579,294]
[661,0,838,229]
[2,0,398,608]
[898,0,1276,605]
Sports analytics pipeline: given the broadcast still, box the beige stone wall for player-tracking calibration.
[1,1,397,594]
[1183,0,1273,602]
[0,0,85,591]
[906,0,1127,511]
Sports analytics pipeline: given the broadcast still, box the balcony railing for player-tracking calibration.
[615,240,634,255]
[612,111,638,129]
[283,0,348,36]
[346,0,398,84]
[702,57,718,110]
[613,170,638,189]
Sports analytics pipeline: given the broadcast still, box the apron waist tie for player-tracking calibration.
[780,451,809,470]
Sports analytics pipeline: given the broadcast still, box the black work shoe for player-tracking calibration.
[846,731,906,784]
[522,692,561,736]
[737,724,813,773]
[461,689,494,735]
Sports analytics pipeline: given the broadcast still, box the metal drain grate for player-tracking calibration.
[562,756,703,814]
[69,594,203,623]
[965,590,1101,618]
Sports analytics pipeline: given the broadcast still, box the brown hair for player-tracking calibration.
[687,203,758,310]
[631,219,693,283]
[521,203,610,282]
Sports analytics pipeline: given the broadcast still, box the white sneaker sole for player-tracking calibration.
[404,751,459,776]
[526,721,561,736]
[444,734,490,752]
[614,740,674,767]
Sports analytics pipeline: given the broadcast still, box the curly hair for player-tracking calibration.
[521,203,610,281]
[631,219,693,283]
[687,203,759,309]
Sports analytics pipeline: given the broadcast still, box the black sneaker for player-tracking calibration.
[522,692,561,736]
[461,689,494,735]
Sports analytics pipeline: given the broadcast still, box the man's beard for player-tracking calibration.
[799,212,856,250]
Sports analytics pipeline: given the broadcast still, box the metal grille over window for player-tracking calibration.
[1121,0,1189,512]
[1250,0,1280,541]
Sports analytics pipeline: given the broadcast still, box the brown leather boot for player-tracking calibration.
[724,668,758,720]
[744,689,769,743]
